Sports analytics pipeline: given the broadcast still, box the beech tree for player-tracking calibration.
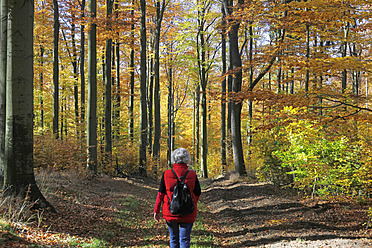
[152,0,167,175]
[0,0,7,178]
[139,0,147,176]
[220,3,227,174]
[2,0,54,210]
[80,0,86,142]
[222,0,246,176]
[105,0,114,163]
[52,0,59,139]
[87,0,98,174]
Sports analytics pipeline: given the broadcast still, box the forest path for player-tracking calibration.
[5,170,371,247]
[201,175,372,247]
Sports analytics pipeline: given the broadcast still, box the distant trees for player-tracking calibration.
[26,0,372,196]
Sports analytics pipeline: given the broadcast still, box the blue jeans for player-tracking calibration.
[166,221,194,248]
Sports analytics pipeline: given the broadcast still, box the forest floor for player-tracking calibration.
[0,169,371,247]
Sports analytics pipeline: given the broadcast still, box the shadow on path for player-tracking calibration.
[201,178,371,247]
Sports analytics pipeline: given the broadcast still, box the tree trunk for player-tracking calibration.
[224,0,246,176]
[129,2,135,143]
[246,23,253,158]
[52,0,59,139]
[167,53,173,167]
[71,18,79,137]
[80,0,86,144]
[139,0,147,176]
[230,26,246,176]
[0,0,7,179]
[197,2,208,178]
[114,41,120,139]
[220,3,227,175]
[39,46,44,131]
[105,0,113,164]
[3,0,55,211]
[87,0,98,174]
[195,84,200,164]
[152,0,165,176]
[341,23,349,93]
[305,23,310,92]
[147,55,153,154]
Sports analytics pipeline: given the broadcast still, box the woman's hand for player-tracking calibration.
[154,212,161,222]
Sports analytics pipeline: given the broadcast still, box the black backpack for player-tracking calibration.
[168,169,195,216]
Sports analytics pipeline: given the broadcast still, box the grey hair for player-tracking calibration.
[171,148,191,164]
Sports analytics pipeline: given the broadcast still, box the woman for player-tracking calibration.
[154,148,201,248]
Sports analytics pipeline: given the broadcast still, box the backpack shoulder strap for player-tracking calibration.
[171,168,179,180]
[181,170,190,183]
[171,169,190,183]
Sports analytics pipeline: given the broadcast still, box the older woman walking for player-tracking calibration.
[154,148,201,248]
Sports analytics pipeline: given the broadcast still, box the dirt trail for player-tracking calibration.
[10,171,370,247]
[201,175,372,247]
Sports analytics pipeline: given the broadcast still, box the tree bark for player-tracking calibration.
[3,0,55,211]
[139,0,147,176]
[87,0,98,174]
[220,4,227,175]
[305,23,310,92]
[52,0,59,139]
[197,1,208,178]
[114,40,120,140]
[147,55,153,155]
[341,23,350,93]
[129,3,135,143]
[223,0,246,176]
[80,0,86,144]
[105,0,113,164]
[152,0,165,176]
[71,16,79,137]
[0,0,7,178]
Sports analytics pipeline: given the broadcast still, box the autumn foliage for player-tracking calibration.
[28,0,372,203]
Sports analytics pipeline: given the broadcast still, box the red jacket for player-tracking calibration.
[154,163,201,223]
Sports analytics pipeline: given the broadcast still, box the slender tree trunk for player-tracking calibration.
[152,0,165,176]
[246,23,253,158]
[220,4,227,175]
[230,24,246,176]
[195,84,200,163]
[80,0,86,144]
[290,68,294,94]
[0,0,7,178]
[305,23,310,92]
[223,0,246,176]
[40,46,44,131]
[87,0,98,174]
[3,0,55,211]
[72,18,79,137]
[112,3,120,144]
[341,23,349,93]
[105,0,113,164]
[197,3,208,178]
[147,55,153,154]
[53,0,59,139]
[277,50,282,93]
[129,2,135,143]
[167,54,173,167]
[139,0,147,176]
[115,41,120,139]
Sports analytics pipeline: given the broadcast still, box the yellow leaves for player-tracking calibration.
[266,218,287,226]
